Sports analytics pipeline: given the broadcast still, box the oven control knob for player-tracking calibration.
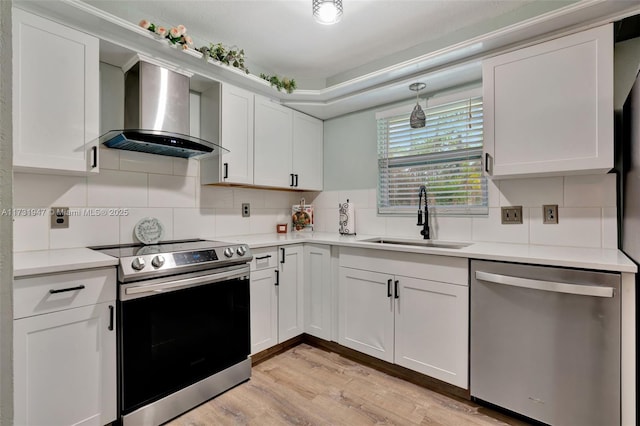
[224,247,234,258]
[131,257,146,271]
[151,255,165,268]
[236,246,247,256]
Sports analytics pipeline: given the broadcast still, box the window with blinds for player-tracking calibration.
[377,93,487,216]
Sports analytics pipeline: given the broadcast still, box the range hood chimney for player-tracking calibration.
[100,60,226,159]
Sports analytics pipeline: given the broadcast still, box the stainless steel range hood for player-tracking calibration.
[100,60,226,159]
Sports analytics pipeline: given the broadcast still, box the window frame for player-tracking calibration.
[376,87,488,217]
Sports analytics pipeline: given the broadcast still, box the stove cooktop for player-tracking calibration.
[90,239,252,282]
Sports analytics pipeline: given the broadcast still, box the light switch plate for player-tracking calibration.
[501,206,523,224]
[543,204,558,224]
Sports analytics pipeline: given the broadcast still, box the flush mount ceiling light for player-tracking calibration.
[409,82,426,128]
[313,0,343,25]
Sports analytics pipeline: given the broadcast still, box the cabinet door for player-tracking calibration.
[304,244,331,340]
[278,245,304,342]
[338,267,394,363]
[292,112,323,190]
[221,85,254,184]
[14,302,116,426]
[483,24,613,178]
[13,8,99,175]
[200,84,254,185]
[254,96,294,188]
[250,267,278,354]
[394,277,468,388]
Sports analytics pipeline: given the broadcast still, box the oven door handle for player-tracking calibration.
[125,269,248,297]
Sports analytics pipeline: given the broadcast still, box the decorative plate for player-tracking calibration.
[134,217,165,245]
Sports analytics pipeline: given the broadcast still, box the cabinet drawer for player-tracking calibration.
[339,247,468,286]
[250,247,279,271]
[14,267,116,319]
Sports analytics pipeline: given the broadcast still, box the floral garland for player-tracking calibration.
[197,43,249,74]
[138,19,296,93]
[259,74,297,94]
[139,20,193,50]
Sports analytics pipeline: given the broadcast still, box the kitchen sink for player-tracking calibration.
[361,237,470,250]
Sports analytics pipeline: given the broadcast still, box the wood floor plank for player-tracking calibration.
[167,344,527,426]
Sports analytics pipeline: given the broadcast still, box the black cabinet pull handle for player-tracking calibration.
[280,248,285,264]
[387,279,392,298]
[255,255,272,260]
[290,173,294,187]
[394,280,399,299]
[91,146,98,168]
[484,153,490,173]
[223,162,229,179]
[49,285,85,294]
[294,174,299,187]
[108,305,114,331]
[275,269,279,286]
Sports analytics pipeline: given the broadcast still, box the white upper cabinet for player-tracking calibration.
[293,112,324,191]
[13,8,100,175]
[200,83,255,185]
[254,96,324,190]
[483,24,613,178]
[254,96,294,188]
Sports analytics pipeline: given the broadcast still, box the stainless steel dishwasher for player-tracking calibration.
[470,260,621,426]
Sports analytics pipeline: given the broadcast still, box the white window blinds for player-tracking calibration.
[377,94,487,215]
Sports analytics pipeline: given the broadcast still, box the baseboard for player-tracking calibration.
[250,334,304,366]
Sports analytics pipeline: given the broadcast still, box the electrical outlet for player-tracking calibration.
[50,207,69,229]
[501,206,523,224]
[543,204,558,224]
[242,203,250,218]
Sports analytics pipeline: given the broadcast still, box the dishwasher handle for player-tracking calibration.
[475,271,614,298]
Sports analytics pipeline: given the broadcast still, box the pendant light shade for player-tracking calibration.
[409,83,426,129]
[313,0,343,25]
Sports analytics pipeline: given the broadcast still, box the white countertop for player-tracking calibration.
[14,248,119,278]
[14,232,637,276]
[218,232,638,273]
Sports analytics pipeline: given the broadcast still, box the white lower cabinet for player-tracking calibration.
[13,268,117,426]
[278,244,304,342]
[249,245,304,354]
[394,277,469,387]
[304,244,332,340]
[250,266,279,354]
[338,248,469,388]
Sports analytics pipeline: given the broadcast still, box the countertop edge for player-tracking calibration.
[13,234,637,276]
[14,248,119,278]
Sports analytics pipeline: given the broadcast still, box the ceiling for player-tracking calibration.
[17,0,640,119]
[83,0,581,90]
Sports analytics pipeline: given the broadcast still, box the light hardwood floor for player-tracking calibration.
[168,344,529,426]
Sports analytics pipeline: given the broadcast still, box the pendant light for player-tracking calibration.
[409,83,426,128]
[313,0,343,25]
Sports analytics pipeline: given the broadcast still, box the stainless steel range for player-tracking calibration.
[91,239,252,426]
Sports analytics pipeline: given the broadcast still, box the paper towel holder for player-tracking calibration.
[339,198,356,235]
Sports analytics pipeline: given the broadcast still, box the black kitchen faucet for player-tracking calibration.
[417,185,430,240]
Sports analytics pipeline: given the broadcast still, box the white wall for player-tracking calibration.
[0,0,12,422]
[317,100,618,249]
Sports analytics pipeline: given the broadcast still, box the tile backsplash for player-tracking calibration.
[13,148,618,251]
[12,148,298,251]
[308,173,617,249]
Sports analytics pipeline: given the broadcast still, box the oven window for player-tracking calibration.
[120,277,250,414]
